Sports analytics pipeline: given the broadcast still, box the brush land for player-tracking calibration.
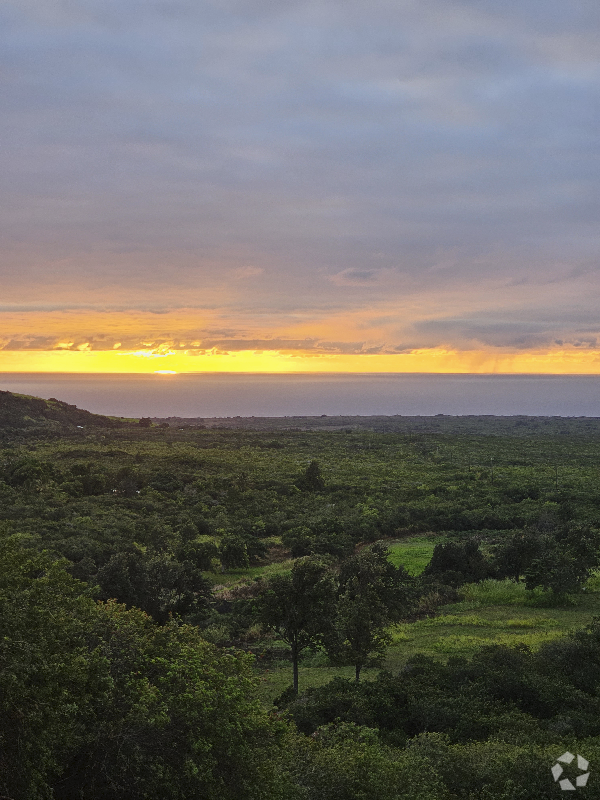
[3,390,600,798]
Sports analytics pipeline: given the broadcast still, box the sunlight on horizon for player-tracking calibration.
[1,347,600,375]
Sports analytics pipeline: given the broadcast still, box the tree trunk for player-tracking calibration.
[292,644,299,694]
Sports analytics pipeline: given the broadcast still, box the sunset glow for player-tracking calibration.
[2,347,600,375]
[1,2,599,380]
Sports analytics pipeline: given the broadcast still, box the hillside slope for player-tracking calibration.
[0,390,123,432]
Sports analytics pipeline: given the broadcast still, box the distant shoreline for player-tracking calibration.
[1,373,600,419]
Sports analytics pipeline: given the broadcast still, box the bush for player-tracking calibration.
[288,723,446,800]
[422,539,489,587]
[219,534,250,570]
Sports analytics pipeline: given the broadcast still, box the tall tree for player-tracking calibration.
[257,556,335,693]
[298,460,325,491]
[327,544,415,682]
[493,530,543,582]
[58,602,289,800]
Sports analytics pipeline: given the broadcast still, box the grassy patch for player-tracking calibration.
[387,535,444,575]
[208,558,295,586]
[383,585,600,669]
[456,578,556,607]
[255,660,365,704]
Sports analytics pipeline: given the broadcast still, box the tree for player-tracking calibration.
[0,538,103,800]
[219,534,250,570]
[298,460,325,491]
[177,539,219,571]
[287,722,444,800]
[56,602,290,800]
[493,520,600,596]
[0,538,290,800]
[422,539,489,587]
[96,548,212,624]
[327,543,415,682]
[492,530,543,582]
[256,556,335,693]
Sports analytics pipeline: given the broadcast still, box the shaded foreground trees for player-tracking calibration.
[0,538,288,800]
[6,529,600,800]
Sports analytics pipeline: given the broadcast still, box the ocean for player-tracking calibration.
[1,373,600,419]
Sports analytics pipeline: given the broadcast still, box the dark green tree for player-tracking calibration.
[256,556,335,693]
[0,538,290,800]
[520,523,600,598]
[96,549,212,624]
[57,602,290,800]
[177,539,219,571]
[327,543,415,682]
[422,539,489,587]
[298,460,325,491]
[492,530,543,582]
[0,538,103,800]
[219,534,250,570]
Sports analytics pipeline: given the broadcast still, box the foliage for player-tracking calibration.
[326,543,416,681]
[256,556,336,692]
[422,539,490,587]
[0,538,101,800]
[5,391,600,798]
[287,722,447,800]
[57,602,289,800]
[219,534,250,570]
[492,521,600,597]
[286,620,600,754]
[298,459,325,492]
[0,537,289,800]
[94,548,212,624]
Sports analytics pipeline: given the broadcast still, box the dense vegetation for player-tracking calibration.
[3,390,600,798]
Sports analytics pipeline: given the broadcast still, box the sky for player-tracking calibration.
[1,0,599,375]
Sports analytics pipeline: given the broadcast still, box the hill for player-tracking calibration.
[0,390,123,435]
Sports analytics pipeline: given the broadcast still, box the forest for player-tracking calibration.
[2,389,600,798]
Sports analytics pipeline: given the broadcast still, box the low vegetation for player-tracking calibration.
[3,390,600,798]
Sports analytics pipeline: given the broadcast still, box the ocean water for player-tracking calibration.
[1,373,600,419]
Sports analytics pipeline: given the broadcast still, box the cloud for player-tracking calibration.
[329,268,388,287]
[0,0,598,369]
[410,315,600,351]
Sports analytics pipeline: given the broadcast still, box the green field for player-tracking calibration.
[387,534,444,574]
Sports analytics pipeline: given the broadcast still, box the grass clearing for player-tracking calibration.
[208,558,295,587]
[456,578,556,607]
[211,541,600,705]
[383,584,600,670]
[387,535,444,575]
[212,534,441,587]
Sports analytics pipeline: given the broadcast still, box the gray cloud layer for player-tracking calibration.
[1,0,599,353]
